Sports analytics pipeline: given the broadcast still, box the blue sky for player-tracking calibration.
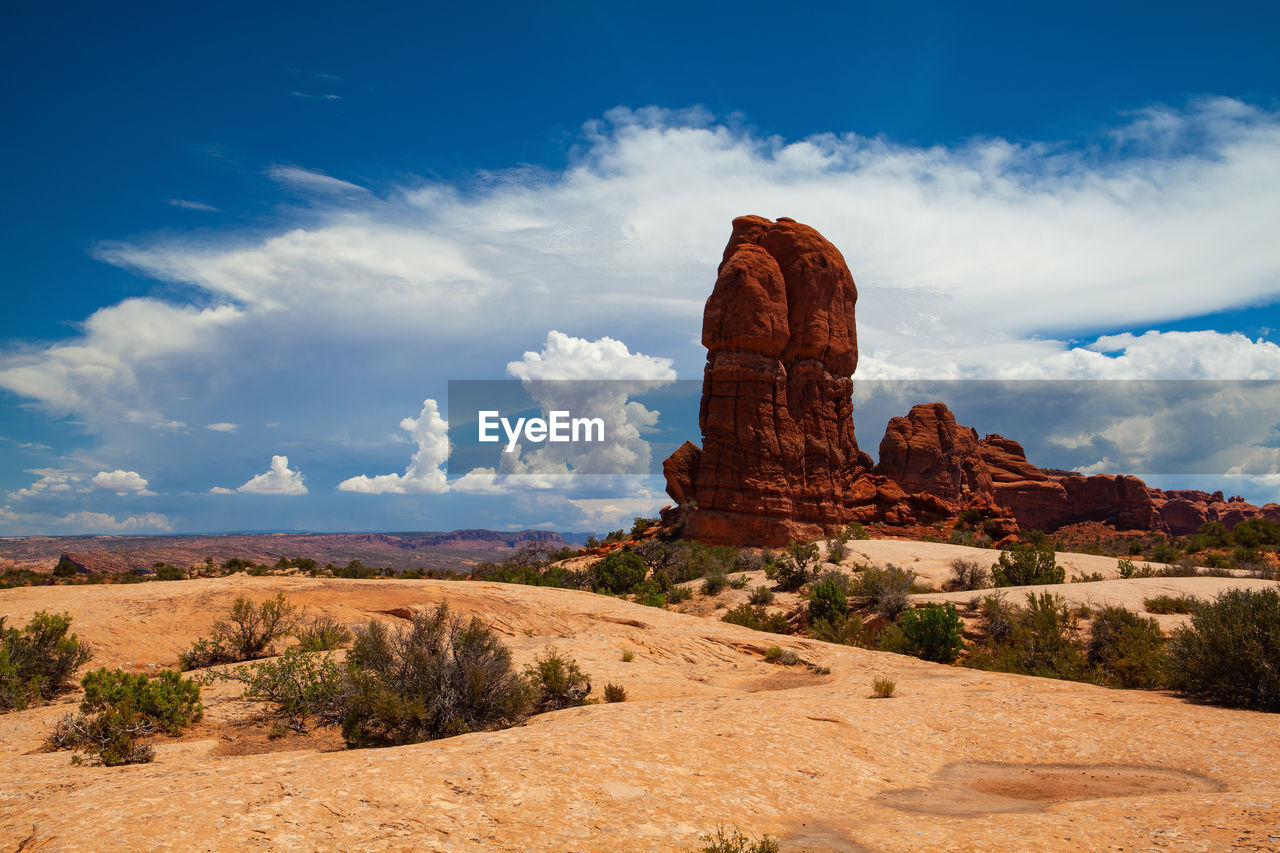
[3,1,1280,535]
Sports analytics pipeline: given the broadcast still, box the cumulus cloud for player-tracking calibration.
[337,399,450,494]
[91,469,154,495]
[209,486,236,495]
[9,468,83,500]
[57,511,172,533]
[235,455,308,495]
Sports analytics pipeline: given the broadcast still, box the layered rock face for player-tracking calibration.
[664,216,1279,545]
[675,216,871,545]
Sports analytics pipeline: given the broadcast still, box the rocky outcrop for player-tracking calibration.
[877,403,994,502]
[1149,489,1280,535]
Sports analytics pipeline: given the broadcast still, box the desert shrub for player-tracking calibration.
[1143,594,1198,615]
[0,612,92,711]
[966,593,1089,682]
[620,649,635,662]
[844,522,870,540]
[1116,557,1137,578]
[826,537,849,563]
[949,528,993,548]
[1201,551,1233,570]
[603,529,628,544]
[733,550,766,573]
[603,682,627,703]
[525,647,592,711]
[809,611,864,646]
[293,616,352,651]
[630,577,668,608]
[152,563,185,581]
[871,676,896,698]
[1086,605,1167,689]
[748,585,775,606]
[221,647,346,733]
[53,560,78,578]
[590,551,647,595]
[882,603,964,664]
[762,646,800,666]
[49,667,201,765]
[807,570,852,625]
[666,584,693,604]
[729,574,749,590]
[944,558,991,592]
[340,604,532,747]
[701,573,729,596]
[851,564,915,619]
[721,604,792,634]
[992,543,1064,587]
[973,592,1015,643]
[1148,542,1182,565]
[1165,588,1280,711]
[1071,571,1106,583]
[698,826,781,853]
[630,516,656,536]
[179,593,301,669]
[765,541,820,592]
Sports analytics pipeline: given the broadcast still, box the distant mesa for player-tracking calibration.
[663,216,1280,546]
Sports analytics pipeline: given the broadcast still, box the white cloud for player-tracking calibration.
[0,435,51,451]
[168,199,218,212]
[290,91,342,102]
[57,511,172,533]
[337,399,450,494]
[9,468,83,500]
[506,331,674,381]
[206,422,238,433]
[91,469,154,495]
[235,455,308,495]
[209,486,236,495]
[267,165,368,195]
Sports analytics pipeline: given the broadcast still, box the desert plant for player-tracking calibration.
[851,564,915,619]
[844,522,870,541]
[1143,594,1199,615]
[729,574,749,590]
[992,543,1064,587]
[826,537,849,564]
[295,616,353,651]
[748,585,775,606]
[220,646,346,734]
[603,682,627,703]
[698,826,781,853]
[340,604,532,746]
[762,646,801,666]
[590,551,647,595]
[701,573,729,596]
[1165,588,1280,711]
[666,584,693,604]
[765,541,820,592]
[620,649,636,662]
[630,577,669,608]
[871,676,896,698]
[883,603,964,663]
[0,611,92,711]
[944,558,991,592]
[49,667,202,765]
[179,593,302,669]
[721,603,792,634]
[807,570,852,625]
[630,516,656,536]
[809,611,864,646]
[966,593,1090,682]
[1086,605,1167,689]
[525,646,592,711]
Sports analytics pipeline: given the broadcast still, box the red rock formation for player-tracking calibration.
[1148,489,1280,535]
[877,403,994,502]
[667,216,873,545]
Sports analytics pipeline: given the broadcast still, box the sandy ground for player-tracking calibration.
[1,565,1279,851]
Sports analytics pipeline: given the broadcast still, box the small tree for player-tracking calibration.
[1165,588,1280,711]
[807,570,852,625]
[590,551,646,594]
[884,603,964,663]
[179,593,302,669]
[765,541,820,592]
[992,543,1064,587]
[1,612,93,711]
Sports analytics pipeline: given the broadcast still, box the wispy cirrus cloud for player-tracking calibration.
[167,199,218,212]
[266,165,368,195]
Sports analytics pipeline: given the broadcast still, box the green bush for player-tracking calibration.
[762,646,800,666]
[1143,594,1198,615]
[748,585,775,605]
[966,593,1089,681]
[340,604,532,747]
[1165,588,1280,711]
[525,646,592,711]
[295,616,353,651]
[49,667,202,765]
[1148,542,1182,565]
[223,646,345,734]
[630,577,669,608]
[179,593,302,669]
[883,603,964,663]
[590,551,647,595]
[807,570,852,625]
[603,682,627,703]
[992,543,1064,587]
[851,564,915,619]
[700,573,728,596]
[631,517,656,536]
[53,560,78,578]
[721,604,792,634]
[0,612,93,711]
[844,522,870,541]
[765,541,820,592]
[809,612,864,646]
[826,537,849,563]
[1086,605,1167,689]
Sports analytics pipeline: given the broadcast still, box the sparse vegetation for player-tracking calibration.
[944,558,991,592]
[992,543,1064,587]
[763,646,800,666]
[765,541,820,592]
[697,826,781,853]
[525,646,593,712]
[700,573,728,596]
[49,668,202,765]
[882,603,964,663]
[748,585,775,605]
[0,611,92,712]
[871,676,897,698]
[603,682,627,702]
[590,551,647,595]
[1165,588,1280,711]
[219,646,346,734]
[721,603,792,634]
[295,616,353,651]
[179,593,302,670]
[809,612,864,646]
[1144,594,1199,614]
[851,564,915,619]
[1086,605,1167,689]
[620,649,636,662]
[807,569,852,625]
